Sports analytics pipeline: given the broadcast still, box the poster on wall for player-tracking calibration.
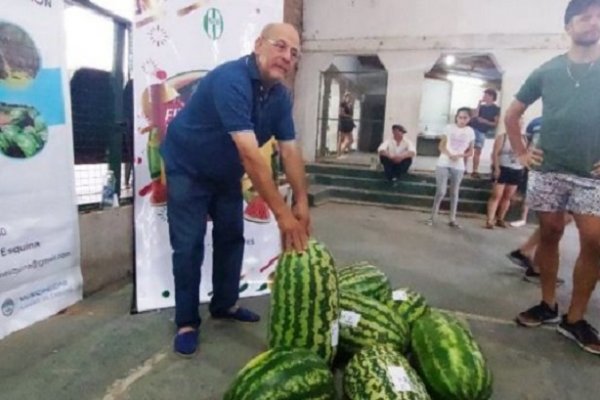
[133,0,285,312]
[0,0,82,340]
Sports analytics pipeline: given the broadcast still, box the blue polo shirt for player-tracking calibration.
[160,54,295,182]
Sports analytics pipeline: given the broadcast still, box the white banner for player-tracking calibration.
[133,0,284,312]
[0,0,82,340]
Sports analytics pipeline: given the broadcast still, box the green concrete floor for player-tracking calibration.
[0,204,598,400]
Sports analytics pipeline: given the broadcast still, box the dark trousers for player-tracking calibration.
[166,172,244,329]
[380,156,412,181]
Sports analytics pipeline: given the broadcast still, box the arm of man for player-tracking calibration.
[279,140,310,234]
[480,115,499,128]
[232,133,307,251]
[504,100,541,168]
[377,140,389,158]
[399,139,416,160]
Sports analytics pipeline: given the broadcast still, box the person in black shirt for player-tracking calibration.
[337,92,356,156]
[468,88,500,178]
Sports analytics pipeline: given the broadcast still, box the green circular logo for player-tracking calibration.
[203,8,224,40]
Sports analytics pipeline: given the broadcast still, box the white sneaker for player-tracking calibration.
[510,220,526,228]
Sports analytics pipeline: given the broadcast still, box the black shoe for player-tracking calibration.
[523,267,541,283]
[516,301,560,327]
[557,316,600,355]
[507,250,532,270]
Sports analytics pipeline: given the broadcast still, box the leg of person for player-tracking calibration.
[395,157,412,178]
[380,156,395,181]
[507,227,539,270]
[428,166,449,224]
[557,180,600,354]
[471,130,484,177]
[166,173,210,355]
[472,148,482,177]
[346,130,354,152]
[486,183,505,229]
[208,182,259,322]
[447,167,465,228]
[516,171,572,327]
[497,184,518,227]
[336,131,343,156]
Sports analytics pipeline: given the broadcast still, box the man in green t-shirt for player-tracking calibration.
[505,0,600,355]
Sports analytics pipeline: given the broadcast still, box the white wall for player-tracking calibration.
[303,0,566,39]
[295,0,569,162]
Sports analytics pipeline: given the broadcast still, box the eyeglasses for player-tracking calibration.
[264,38,301,61]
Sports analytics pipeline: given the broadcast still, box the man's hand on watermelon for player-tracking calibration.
[293,200,311,236]
[277,209,309,252]
[234,133,308,252]
[279,141,311,238]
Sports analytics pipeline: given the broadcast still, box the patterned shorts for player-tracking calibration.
[527,171,600,216]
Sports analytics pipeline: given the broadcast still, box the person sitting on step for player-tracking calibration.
[377,124,416,183]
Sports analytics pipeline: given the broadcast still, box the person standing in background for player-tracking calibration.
[468,89,500,178]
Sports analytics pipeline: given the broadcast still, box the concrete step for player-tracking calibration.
[312,173,489,202]
[309,185,487,214]
[306,163,493,190]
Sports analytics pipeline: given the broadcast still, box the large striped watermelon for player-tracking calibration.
[339,290,409,355]
[338,262,392,302]
[389,288,430,328]
[223,348,336,400]
[344,344,431,400]
[268,239,340,365]
[410,310,493,400]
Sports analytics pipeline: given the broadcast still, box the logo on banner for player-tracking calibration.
[203,8,224,40]
[1,298,15,317]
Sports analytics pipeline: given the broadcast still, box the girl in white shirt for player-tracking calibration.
[427,107,475,228]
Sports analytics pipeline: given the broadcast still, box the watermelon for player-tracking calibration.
[338,261,392,302]
[268,239,340,365]
[339,290,409,355]
[223,348,336,400]
[344,344,431,400]
[389,288,430,327]
[410,310,493,400]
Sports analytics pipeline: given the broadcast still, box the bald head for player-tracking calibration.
[260,23,300,42]
[254,22,301,85]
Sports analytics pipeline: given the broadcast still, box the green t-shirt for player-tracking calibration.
[516,54,600,178]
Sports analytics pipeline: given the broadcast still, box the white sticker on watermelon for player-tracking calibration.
[340,310,361,327]
[392,289,408,301]
[331,320,339,347]
[387,366,413,393]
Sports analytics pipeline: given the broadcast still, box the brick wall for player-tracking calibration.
[284,0,303,33]
[283,0,303,89]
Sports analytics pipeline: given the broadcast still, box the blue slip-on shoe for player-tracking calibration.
[173,330,199,357]
[211,307,260,322]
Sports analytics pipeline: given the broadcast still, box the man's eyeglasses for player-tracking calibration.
[264,38,301,61]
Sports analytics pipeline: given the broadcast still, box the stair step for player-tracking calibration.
[311,173,489,202]
[306,163,492,190]
[308,185,487,214]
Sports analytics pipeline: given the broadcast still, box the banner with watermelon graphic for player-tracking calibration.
[133,0,285,312]
[0,0,82,340]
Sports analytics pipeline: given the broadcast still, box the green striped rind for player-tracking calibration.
[389,288,430,327]
[223,348,336,400]
[338,262,392,302]
[268,239,340,365]
[344,344,431,400]
[339,290,409,354]
[410,310,493,400]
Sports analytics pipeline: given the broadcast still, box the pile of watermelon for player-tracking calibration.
[224,240,493,400]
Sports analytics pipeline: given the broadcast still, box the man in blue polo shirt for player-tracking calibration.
[161,23,309,356]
